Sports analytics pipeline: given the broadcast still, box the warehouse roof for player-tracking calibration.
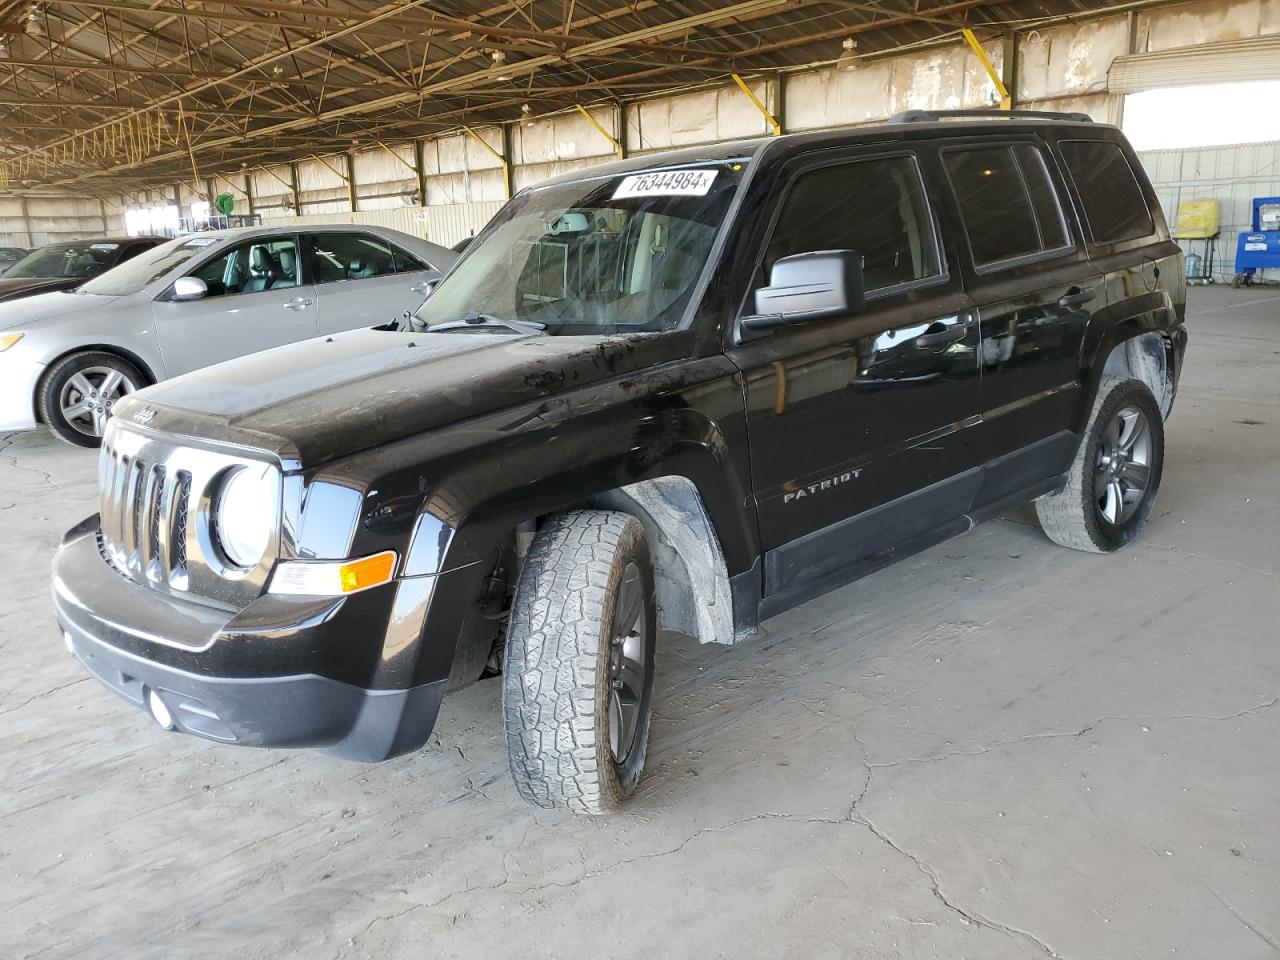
[0,0,1153,191]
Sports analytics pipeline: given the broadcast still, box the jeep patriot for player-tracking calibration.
[54,110,1187,814]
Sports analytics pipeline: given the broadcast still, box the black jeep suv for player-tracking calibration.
[54,110,1186,814]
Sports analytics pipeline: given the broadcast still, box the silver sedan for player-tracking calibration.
[0,223,456,446]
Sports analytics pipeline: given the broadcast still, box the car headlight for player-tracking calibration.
[214,464,279,568]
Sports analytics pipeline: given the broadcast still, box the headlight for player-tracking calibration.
[0,333,23,352]
[214,464,279,568]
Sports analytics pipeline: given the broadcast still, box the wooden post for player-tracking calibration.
[774,72,787,135]
[19,195,32,247]
[414,140,428,207]
[1002,33,1019,110]
[345,151,358,213]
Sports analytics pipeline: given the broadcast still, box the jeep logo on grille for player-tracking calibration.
[133,407,156,425]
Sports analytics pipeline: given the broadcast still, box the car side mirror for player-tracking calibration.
[741,250,865,332]
[171,276,208,301]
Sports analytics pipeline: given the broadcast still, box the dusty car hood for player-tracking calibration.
[0,289,121,331]
[118,326,686,466]
[0,276,84,303]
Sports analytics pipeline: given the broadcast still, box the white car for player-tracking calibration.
[0,224,456,446]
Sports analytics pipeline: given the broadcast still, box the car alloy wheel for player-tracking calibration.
[1094,404,1152,527]
[59,365,137,439]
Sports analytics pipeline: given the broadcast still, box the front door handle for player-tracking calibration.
[409,281,433,293]
[283,296,314,310]
[915,321,970,347]
[1058,287,1096,307]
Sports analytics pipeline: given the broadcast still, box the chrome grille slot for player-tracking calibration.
[173,472,191,582]
[96,420,283,610]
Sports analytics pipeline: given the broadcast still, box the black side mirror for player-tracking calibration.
[741,250,865,332]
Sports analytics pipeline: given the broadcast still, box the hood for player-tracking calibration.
[0,289,122,332]
[0,276,82,303]
[116,327,685,466]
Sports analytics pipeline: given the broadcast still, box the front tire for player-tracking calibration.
[1035,378,1165,552]
[38,351,143,448]
[502,510,656,815]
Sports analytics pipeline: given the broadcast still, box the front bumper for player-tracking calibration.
[0,352,42,431]
[53,518,445,761]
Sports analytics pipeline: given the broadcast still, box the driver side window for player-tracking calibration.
[189,237,301,297]
[767,155,942,293]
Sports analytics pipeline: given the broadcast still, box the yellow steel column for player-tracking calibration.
[962,28,1011,110]
[462,124,511,200]
[731,72,781,135]
[576,103,624,160]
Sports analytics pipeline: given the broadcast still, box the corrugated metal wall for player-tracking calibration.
[1139,141,1280,282]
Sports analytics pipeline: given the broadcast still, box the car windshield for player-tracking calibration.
[79,235,223,296]
[415,162,745,335]
[5,242,120,279]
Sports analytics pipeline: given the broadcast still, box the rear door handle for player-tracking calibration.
[915,320,971,347]
[1058,287,1096,307]
[283,296,314,310]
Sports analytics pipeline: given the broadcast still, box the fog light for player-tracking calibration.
[146,688,175,731]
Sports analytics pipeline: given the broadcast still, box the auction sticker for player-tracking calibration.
[613,169,718,199]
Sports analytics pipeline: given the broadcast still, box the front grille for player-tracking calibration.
[97,421,282,609]
[99,450,186,588]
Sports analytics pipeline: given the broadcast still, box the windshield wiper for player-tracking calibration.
[427,312,547,335]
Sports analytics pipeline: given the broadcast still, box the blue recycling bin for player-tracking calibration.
[1233,196,1280,286]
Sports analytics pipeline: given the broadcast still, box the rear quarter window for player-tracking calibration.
[1058,139,1155,244]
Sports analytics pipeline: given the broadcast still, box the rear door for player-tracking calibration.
[727,147,982,607]
[306,231,438,333]
[938,137,1103,510]
[1055,135,1182,394]
[152,234,317,376]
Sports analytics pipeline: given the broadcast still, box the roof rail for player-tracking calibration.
[886,108,1094,125]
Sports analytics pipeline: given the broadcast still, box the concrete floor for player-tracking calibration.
[2,286,1278,960]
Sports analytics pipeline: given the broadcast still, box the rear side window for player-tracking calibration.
[944,144,1071,268]
[312,233,395,283]
[1059,139,1154,244]
[766,155,941,293]
[391,245,430,273]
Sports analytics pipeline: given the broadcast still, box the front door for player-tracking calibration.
[152,234,316,377]
[727,150,982,606]
[936,138,1104,508]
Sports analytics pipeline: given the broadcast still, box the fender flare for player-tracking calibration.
[329,399,760,688]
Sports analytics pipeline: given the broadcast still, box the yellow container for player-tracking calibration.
[1174,199,1220,239]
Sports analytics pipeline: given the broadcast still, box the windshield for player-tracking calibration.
[415,162,744,335]
[6,242,120,279]
[79,235,223,296]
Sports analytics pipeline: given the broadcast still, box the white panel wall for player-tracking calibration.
[256,200,505,248]
[1139,140,1280,282]
[0,195,111,246]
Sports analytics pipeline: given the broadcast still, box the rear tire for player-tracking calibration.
[38,351,143,448]
[502,510,656,815]
[1035,378,1165,552]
